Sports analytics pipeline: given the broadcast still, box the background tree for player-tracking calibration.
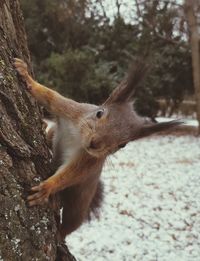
[185,0,200,133]
[20,0,195,121]
[134,0,193,118]
[0,0,76,260]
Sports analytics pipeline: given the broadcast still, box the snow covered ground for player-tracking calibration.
[67,135,200,261]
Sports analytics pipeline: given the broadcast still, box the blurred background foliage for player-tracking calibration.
[20,0,194,119]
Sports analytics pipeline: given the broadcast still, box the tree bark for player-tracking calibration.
[185,0,200,134]
[0,0,76,260]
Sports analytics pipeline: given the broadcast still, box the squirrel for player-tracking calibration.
[14,58,181,239]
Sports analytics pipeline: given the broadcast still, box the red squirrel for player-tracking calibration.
[14,58,181,238]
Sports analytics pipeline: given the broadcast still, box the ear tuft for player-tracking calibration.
[104,59,149,104]
[134,120,184,140]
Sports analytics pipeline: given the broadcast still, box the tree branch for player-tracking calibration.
[135,0,184,45]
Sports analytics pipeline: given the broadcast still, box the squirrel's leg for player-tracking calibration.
[27,153,95,206]
[59,181,98,238]
[60,200,87,238]
[14,58,82,120]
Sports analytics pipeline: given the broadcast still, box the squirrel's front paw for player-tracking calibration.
[14,58,28,78]
[27,181,51,206]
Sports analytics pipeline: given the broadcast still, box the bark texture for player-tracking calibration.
[0,0,76,260]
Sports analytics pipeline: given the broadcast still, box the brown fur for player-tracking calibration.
[14,58,182,239]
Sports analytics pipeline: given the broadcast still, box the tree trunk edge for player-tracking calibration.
[185,0,200,135]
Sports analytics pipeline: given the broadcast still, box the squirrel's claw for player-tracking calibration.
[27,182,50,206]
[13,58,28,78]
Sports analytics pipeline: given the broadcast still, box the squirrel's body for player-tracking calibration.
[49,116,105,236]
[14,58,181,239]
[53,117,81,166]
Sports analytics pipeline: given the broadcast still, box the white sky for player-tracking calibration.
[96,0,184,23]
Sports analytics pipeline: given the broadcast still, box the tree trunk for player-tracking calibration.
[0,1,76,260]
[185,0,200,134]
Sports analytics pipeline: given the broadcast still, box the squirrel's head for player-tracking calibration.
[79,61,182,158]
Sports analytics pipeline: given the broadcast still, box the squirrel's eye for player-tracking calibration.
[96,109,104,119]
[118,143,126,149]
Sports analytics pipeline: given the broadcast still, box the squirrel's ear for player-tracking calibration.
[132,120,183,140]
[104,60,148,105]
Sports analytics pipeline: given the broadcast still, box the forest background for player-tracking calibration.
[20,0,195,120]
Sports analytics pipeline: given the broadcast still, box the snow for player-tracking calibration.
[66,135,200,261]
